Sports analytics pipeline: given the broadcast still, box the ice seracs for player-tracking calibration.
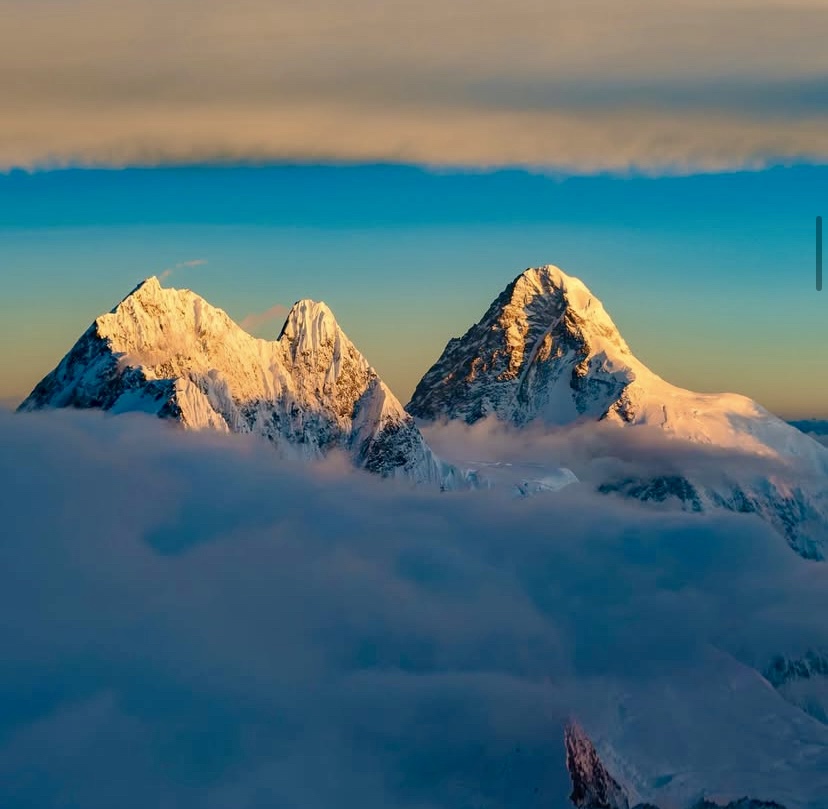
[408,265,828,557]
[19,277,449,485]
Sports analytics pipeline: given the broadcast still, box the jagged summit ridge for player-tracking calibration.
[19,277,448,485]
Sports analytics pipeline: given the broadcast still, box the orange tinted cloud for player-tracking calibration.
[240,305,291,335]
[2,0,827,173]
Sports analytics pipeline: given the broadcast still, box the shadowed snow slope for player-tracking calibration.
[19,277,447,484]
[409,266,828,558]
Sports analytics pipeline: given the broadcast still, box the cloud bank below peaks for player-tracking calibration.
[2,0,828,174]
[3,409,828,808]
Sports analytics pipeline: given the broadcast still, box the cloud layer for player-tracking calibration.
[2,0,828,173]
[3,409,828,808]
[239,303,291,335]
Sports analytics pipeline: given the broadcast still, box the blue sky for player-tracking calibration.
[2,0,827,416]
[2,163,827,417]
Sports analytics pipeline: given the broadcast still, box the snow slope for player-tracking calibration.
[19,277,449,484]
[568,647,828,809]
[408,266,828,558]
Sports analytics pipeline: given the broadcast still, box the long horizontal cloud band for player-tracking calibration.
[2,0,828,173]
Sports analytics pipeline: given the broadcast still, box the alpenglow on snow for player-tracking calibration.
[18,277,452,485]
[407,265,828,558]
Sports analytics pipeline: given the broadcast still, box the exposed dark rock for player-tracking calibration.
[564,721,629,809]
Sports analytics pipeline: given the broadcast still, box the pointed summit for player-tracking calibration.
[512,264,585,299]
[510,265,628,346]
[407,265,636,426]
[19,280,449,485]
[279,299,342,355]
[134,274,162,292]
[407,263,805,447]
[108,275,164,311]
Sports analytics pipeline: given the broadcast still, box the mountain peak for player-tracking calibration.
[512,265,588,298]
[407,262,828,557]
[115,275,164,307]
[20,281,450,486]
[509,266,626,342]
[281,298,337,331]
[279,299,347,358]
[515,264,578,290]
[407,264,635,426]
[140,274,162,288]
[133,275,165,295]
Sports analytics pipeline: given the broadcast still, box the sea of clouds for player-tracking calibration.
[3,410,828,809]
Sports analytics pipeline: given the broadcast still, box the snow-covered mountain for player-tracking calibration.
[565,721,630,809]
[563,721,788,809]
[408,265,828,558]
[19,277,449,485]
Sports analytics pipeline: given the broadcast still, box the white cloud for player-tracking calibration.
[2,409,828,807]
[159,258,207,281]
[1,0,827,173]
[239,304,291,335]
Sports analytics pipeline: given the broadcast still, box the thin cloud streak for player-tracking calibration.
[239,304,290,335]
[2,0,827,173]
[159,259,207,281]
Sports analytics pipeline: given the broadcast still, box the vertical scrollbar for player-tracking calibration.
[818,216,823,292]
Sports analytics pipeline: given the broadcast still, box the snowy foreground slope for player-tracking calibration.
[409,265,828,559]
[19,277,450,485]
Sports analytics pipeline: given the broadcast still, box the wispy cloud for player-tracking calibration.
[1,0,827,173]
[159,258,207,281]
[240,304,290,335]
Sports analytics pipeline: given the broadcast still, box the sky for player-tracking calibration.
[2,164,828,418]
[1,0,828,417]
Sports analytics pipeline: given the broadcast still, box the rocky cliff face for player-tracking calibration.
[409,266,636,427]
[565,721,630,809]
